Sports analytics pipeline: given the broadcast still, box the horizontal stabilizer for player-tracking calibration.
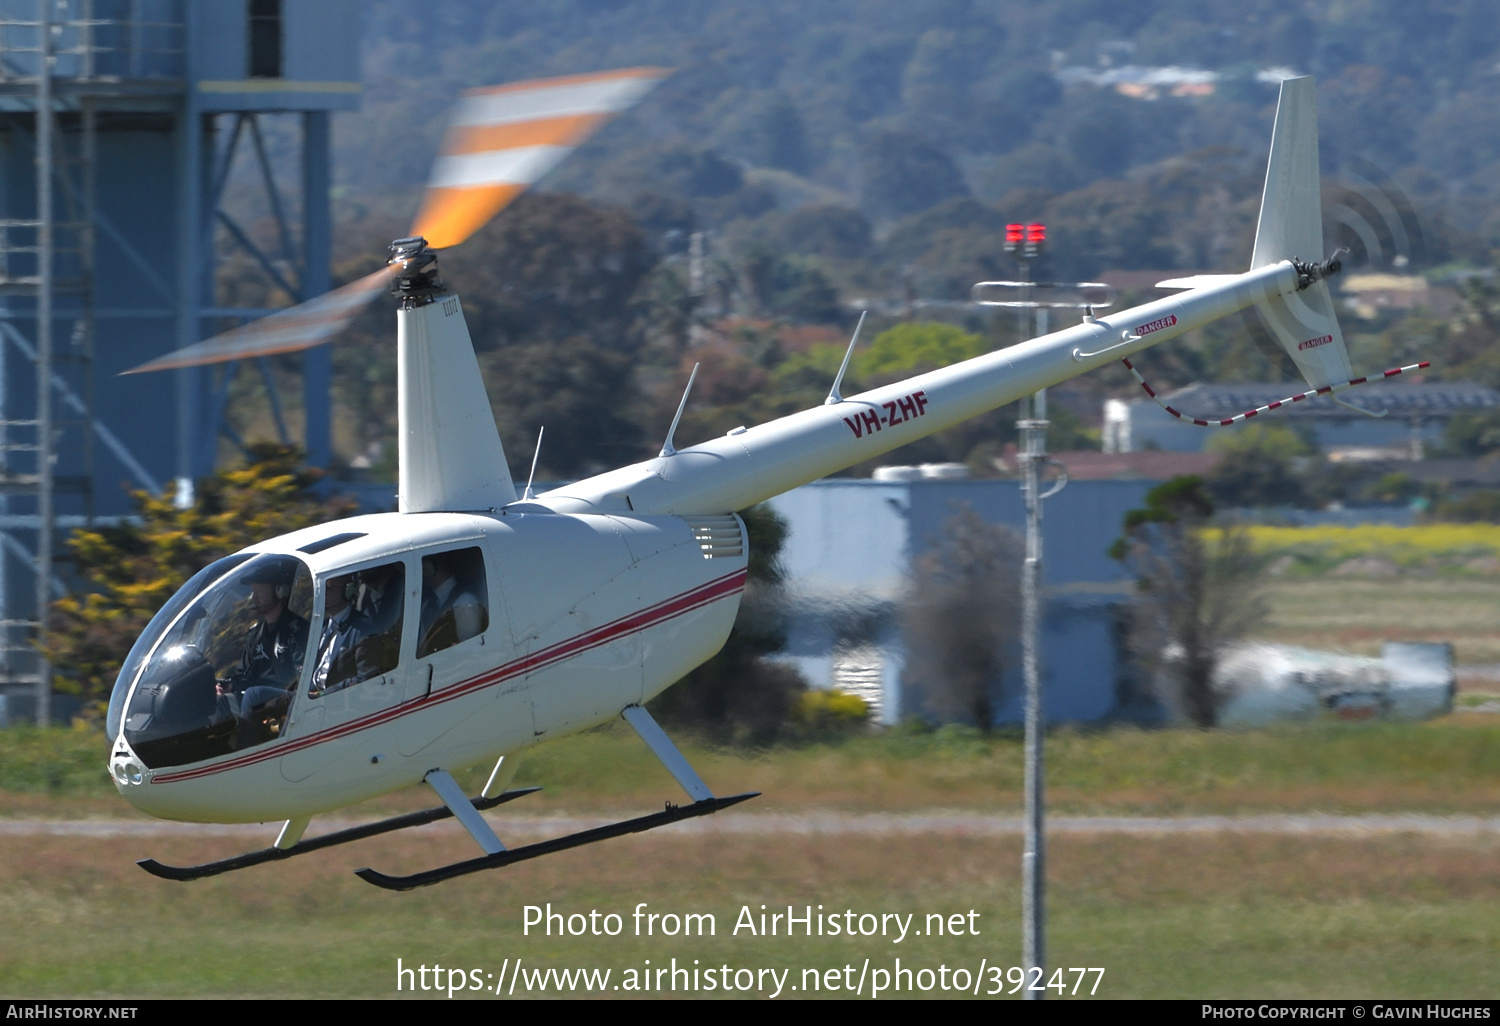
[1155,275,1242,291]
[1253,279,1352,388]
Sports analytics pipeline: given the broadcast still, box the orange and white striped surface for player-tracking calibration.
[125,68,670,373]
[411,67,671,250]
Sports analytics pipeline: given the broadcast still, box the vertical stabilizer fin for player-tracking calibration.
[1249,76,1352,389]
[1252,76,1323,270]
[398,292,517,513]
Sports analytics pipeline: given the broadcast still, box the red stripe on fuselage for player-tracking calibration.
[151,567,747,784]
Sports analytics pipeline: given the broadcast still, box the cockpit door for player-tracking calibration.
[281,558,410,782]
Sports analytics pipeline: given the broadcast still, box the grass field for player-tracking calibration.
[2,717,1498,999]
[1255,577,1500,665]
[3,557,1496,999]
[7,716,1500,816]
[3,825,1497,999]
[1221,524,1500,664]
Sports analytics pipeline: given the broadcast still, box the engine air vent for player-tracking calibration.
[685,515,744,559]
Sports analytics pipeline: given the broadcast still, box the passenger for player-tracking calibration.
[310,573,365,695]
[418,551,483,656]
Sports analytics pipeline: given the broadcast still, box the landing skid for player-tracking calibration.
[137,787,540,881]
[356,792,758,890]
[356,704,757,890]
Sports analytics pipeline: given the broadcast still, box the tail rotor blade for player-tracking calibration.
[122,266,393,374]
[410,67,671,249]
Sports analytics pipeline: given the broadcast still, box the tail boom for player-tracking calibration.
[540,261,1302,518]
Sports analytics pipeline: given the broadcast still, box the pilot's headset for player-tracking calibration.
[325,574,359,608]
[245,563,293,603]
[344,574,363,608]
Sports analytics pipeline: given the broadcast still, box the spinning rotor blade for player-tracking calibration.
[124,67,670,374]
[411,66,671,249]
[122,266,393,374]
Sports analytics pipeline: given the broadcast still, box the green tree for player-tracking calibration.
[901,505,1022,730]
[452,192,657,355]
[46,445,355,711]
[752,92,811,174]
[736,246,843,324]
[758,205,872,261]
[1111,476,1266,728]
[1424,490,1500,524]
[1203,423,1316,509]
[859,130,969,222]
[1436,409,1500,458]
[855,322,987,380]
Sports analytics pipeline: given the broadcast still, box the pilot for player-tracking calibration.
[418,551,483,655]
[218,561,310,727]
[310,573,365,696]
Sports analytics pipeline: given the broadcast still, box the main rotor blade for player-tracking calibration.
[410,66,671,249]
[121,266,393,374]
[125,67,669,375]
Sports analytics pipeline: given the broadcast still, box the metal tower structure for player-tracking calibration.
[0,0,359,724]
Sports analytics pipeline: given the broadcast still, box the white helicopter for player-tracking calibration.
[106,72,1423,889]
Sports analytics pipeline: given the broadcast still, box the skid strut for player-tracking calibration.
[136,787,540,881]
[356,704,758,890]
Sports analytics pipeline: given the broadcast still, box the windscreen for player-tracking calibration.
[118,553,314,769]
[106,553,252,741]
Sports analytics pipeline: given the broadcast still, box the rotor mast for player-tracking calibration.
[390,238,517,513]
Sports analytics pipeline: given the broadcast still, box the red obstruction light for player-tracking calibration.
[1004,222,1046,258]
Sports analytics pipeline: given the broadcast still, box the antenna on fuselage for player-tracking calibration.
[824,310,867,405]
[522,426,545,500]
[660,362,700,458]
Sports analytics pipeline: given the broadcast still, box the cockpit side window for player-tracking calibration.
[417,546,489,659]
[310,561,405,697]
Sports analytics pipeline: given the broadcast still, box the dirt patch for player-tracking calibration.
[1331,555,1401,577]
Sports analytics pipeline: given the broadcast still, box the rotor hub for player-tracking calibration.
[388,237,447,306]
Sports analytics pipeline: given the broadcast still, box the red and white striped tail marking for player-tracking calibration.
[1121,358,1432,427]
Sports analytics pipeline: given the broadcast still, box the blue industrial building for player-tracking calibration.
[765,476,1157,727]
[0,0,359,719]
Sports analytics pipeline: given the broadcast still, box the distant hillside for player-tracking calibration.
[333,0,1500,279]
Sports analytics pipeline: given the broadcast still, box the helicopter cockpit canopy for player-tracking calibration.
[110,553,314,770]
